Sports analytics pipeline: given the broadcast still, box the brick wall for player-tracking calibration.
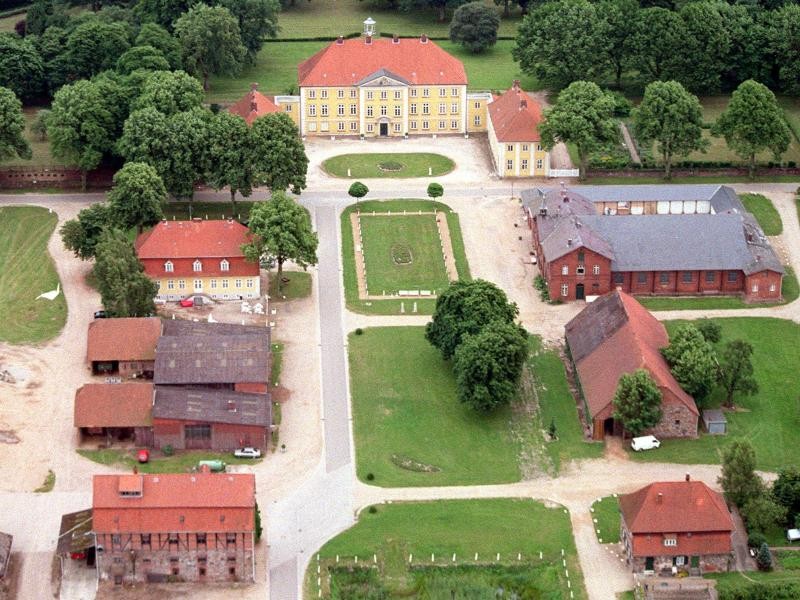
[0,166,114,189]
[744,270,782,302]
[152,420,267,451]
[545,248,613,301]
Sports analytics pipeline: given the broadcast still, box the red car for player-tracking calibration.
[137,449,150,463]
[179,298,194,307]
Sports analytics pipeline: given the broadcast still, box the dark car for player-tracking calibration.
[93,310,107,319]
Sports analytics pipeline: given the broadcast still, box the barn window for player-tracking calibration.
[561,265,569,275]
[682,271,693,283]
[592,265,600,275]
[577,251,585,263]
[613,273,624,284]
[727,271,738,282]
[560,284,569,297]
[770,283,776,292]
[752,283,759,293]
[637,273,647,284]
[659,273,669,285]
[705,271,715,283]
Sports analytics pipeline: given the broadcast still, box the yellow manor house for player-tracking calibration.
[237,19,564,178]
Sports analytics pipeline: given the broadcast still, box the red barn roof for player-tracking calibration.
[565,291,698,422]
[135,220,252,259]
[298,36,467,87]
[93,472,256,534]
[74,383,154,428]
[87,317,162,363]
[488,84,543,142]
[228,83,280,125]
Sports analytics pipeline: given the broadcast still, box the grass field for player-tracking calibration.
[268,270,312,301]
[0,206,67,345]
[271,342,283,386]
[360,214,450,294]
[321,153,454,178]
[708,570,800,596]
[311,499,585,599]
[77,448,262,473]
[629,318,800,471]
[591,496,621,544]
[587,174,800,185]
[162,201,255,221]
[0,107,62,168]
[341,199,469,315]
[0,11,22,33]
[740,193,783,236]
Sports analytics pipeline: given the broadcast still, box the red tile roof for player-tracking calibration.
[298,36,468,87]
[488,85,543,142]
[620,480,733,555]
[86,317,162,363]
[74,383,154,428]
[565,291,698,421]
[135,220,252,259]
[228,83,280,125]
[92,472,255,533]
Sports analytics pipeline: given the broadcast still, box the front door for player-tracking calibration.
[576,283,585,300]
[379,122,388,137]
[645,557,654,571]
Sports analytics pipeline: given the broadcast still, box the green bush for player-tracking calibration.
[162,444,174,456]
[533,275,550,302]
[747,531,767,548]
[756,543,772,571]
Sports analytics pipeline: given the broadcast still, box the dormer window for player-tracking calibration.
[193,260,202,272]
[664,538,677,547]
[220,259,230,272]
[164,261,174,273]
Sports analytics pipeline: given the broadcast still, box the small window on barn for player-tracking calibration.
[220,259,230,271]
[770,283,776,292]
[637,273,647,284]
[613,273,624,284]
[752,283,759,293]
[193,260,202,272]
[705,271,715,283]
[561,265,569,276]
[664,538,677,547]
[727,271,738,282]
[561,284,569,297]
[164,261,174,273]
[660,273,669,285]
[682,271,693,283]
[593,265,600,275]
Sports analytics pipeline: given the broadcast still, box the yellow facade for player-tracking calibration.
[497,141,549,177]
[466,92,491,133]
[275,96,301,127]
[155,276,260,301]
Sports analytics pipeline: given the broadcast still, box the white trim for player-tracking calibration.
[460,85,467,133]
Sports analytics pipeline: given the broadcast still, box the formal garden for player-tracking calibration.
[321,153,455,179]
[0,206,66,345]
[306,498,587,599]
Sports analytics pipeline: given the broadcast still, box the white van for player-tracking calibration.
[631,435,661,451]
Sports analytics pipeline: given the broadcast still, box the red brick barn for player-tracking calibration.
[73,383,154,446]
[86,318,161,379]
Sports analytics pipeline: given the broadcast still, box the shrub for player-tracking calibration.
[533,275,550,302]
[427,182,444,200]
[355,327,363,335]
[162,444,174,456]
[367,505,378,514]
[608,91,632,117]
[748,531,767,548]
[348,181,369,199]
[366,472,374,481]
[697,319,722,343]
[756,543,772,571]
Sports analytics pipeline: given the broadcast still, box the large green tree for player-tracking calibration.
[453,321,529,411]
[632,80,706,179]
[47,79,117,190]
[742,495,787,536]
[624,7,688,84]
[93,229,159,318]
[206,111,255,204]
[678,1,730,92]
[773,467,800,527]
[599,0,637,89]
[64,19,132,79]
[774,5,800,94]
[717,339,758,409]
[719,438,763,508]
[713,80,791,178]
[107,162,166,234]
[426,279,519,360]
[0,86,31,162]
[174,4,246,91]
[612,369,663,437]
[251,113,309,194]
[513,0,610,88]
[59,203,111,260]
[134,0,198,30]
[131,70,204,116]
[0,33,45,104]
[538,81,617,180]
[116,46,171,75]
[218,0,280,62]
[449,1,500,54]
[242,191,318,291]
[135,22,182,69]
[661,323,717,402]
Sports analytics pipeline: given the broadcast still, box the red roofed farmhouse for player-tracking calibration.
[135,219,260,302]
[620,477,734,574]
[93,472,256,584]
[565,290,699,440]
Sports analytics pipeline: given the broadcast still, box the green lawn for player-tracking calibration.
[629,318,800,471]
[740,193,783,236]
[0,12,22,32]
[34,470,55,493]
[77,448,262,473]
[638,266,798,311]
[587,174,800,185]
[271,342,284,386]
[0,107,62,168]
[708,570,800,597]
[341,199,469,315]
[0,206,67,344]
[591,496,621,544]
[269,270,312,301]
[162,201,254,221]
[312,499,585,599]
[321,153,454,179]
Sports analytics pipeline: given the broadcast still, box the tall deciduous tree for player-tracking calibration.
[206,111,254,204]
[107,162,166,234]
[632,80,706,179]
[661,323,717,402]
[0,86,31,162]
[174,4,246,91]
[251,113,308,194]
[0,33,45,104]
[59,203,111,260]
[513,0,610,88]
[65,19,132,79]
[453,321,529,411]
[218,0,280,62]
[93,228,158,318]
[538,81,617,180]
[116,46,170,75]
[242,191,318,291]
[135,22,182,69]
[773,467,800,526]
[612,369,663,437]
[624,7,688,84]
[131,70,204,116]
[134,0,198,30]
[678,1,730,92]
[426,279,519,360]
[599,0,637,89]
[719,439,763,507]
[774,5,800,94]
[47,79,116,190]
[449,2,500,54]
[713,80,791,178]
[718,339,758,408]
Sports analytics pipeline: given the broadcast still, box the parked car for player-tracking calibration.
[179,298,194,307]
[631,435,661,451]
[137,449,150,463]
[234,447,262,459]
[93,310,107,319]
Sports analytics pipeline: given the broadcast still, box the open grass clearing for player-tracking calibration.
[0,107,62,168]
[708,570,800,595]
[268,270,312,301]
[321,153,454,179]
[591,496,621,544]
[0,206,67,345]
[628,318,800,471]
[740,193,783,235]
[638,266,798,311]
[0,12,23,32]
[341,199,469,315]
[77,448,262,473]
[310,499,585,599]
[270,342,284,386]
[162,201,254,222]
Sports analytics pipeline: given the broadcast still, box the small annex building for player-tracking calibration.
[86,317,161,378]
[92,471,256,584]
[74,383,154,445]
[565,290,699,440]
[227,82,282,125]
[620,477,734,574]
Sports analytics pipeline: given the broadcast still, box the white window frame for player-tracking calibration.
[164,261,174,273]
[308,105,316,117]
[193,260,202,272]
[506,159,513,170]
[561,284,568,297]
[350,121,358,131]
[366,106,374,117]
[320,89,328,99]
[167,280,174,290]
[438,103,446,115]
[394,106,401,117]
[394,90,401,100]
[664,538,677,547]
[410,121,417,130]
[308,89,316,99]
[561,265,569,275]
[220,259,229,271]
[337,104,344,116]
[473,115,481,126]
[451,102,458,113]
[178,279,186,289]
[593,265,600,275]
[380,90,387,100]
[337,89,344,99]
[350,104,357,116]
[450,120,458,129]
[393,123,401,132]
[235,279,242,288]
[321,104,329,117]
[338,121,345,132]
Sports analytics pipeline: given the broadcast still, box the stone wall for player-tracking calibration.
[646,398,698,439]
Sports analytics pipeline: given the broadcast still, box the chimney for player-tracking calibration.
[336,35,344,45]
[420,34,428,44]
[656,493,663,505]
[512,79,520,92]
[365,34,372,45]
[227,399,236,412]
[567,238,572,246]
[519,99,527,111]
[686,473,691,482]
[250,82,258,92]
[392,34,399,44]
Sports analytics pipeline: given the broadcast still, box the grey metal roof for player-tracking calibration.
[153,386,271,427]
[154,333,269,384]
[702,409,727,424]
[541,216,614,263]
[56,511,90,556]
[355,68,410,86]
[565,291,628,363]
[162,320,269,340]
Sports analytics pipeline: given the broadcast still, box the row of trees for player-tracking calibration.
[426,280,529,411]
[541,79,791,179]
[514,0,800,94]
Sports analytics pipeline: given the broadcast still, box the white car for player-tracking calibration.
[234,447,262,459]
[631,435,661,451]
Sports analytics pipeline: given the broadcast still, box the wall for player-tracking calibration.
[466,95,489,133]
[744,270,782,302]
[645,393,698,439]
[152,420,267,451]
[142,254,260,301]
[544,248,613,301]
[0,167,114,190]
